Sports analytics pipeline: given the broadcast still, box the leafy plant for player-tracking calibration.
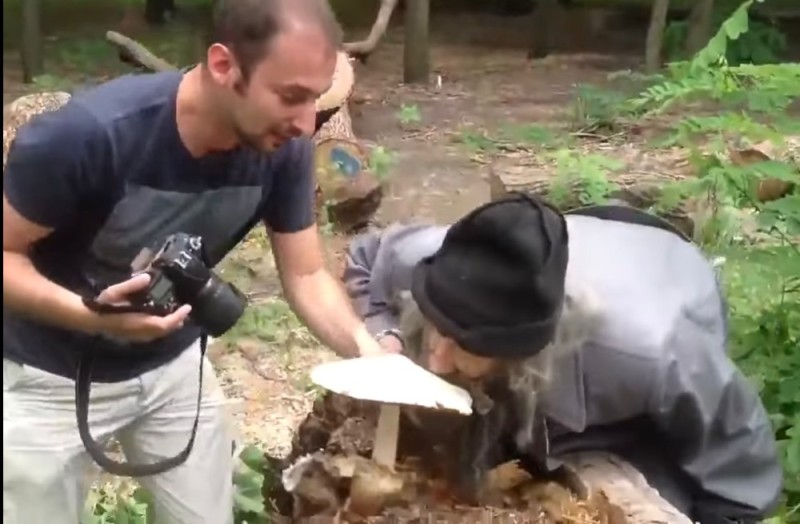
[625,0,800,517]
[663,11,787,65]
[233,445,277,524]
[569,84,632,132]
[396,103,422,126]
[84,445,281,524]
[368,145,397,181]
[456,127,498,153]
[547,149,623,208]
[84,484,154,524]
[721,245,800,518]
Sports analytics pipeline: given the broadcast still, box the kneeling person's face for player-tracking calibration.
[424,326,497,380]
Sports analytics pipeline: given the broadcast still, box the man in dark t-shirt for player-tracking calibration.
[2,1,386,522]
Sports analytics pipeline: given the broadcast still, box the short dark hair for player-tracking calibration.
[205,0,343,79]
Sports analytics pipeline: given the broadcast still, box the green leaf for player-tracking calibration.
[233,491,266,515]
[238,445,268,473]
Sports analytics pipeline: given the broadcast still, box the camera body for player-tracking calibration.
[130,233,247,337]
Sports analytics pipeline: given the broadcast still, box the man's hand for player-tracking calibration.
[377,333,404,355]
[92,273,192,342]
[352,323,402,357]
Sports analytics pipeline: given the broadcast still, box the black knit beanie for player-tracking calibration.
[410,193,569,358]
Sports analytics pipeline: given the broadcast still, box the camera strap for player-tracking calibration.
[75,333,208,477]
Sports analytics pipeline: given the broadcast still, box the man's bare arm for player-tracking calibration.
[3,194,100,333]
[269,224,378,358]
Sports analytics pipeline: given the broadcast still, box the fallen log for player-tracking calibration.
[105,30,176,73]
[342,0,400,61]
[3,91,71,169]
[266,391,692,523]
[487,154,698,237]
[487,139,798,242]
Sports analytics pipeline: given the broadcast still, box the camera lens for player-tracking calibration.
[189,275,247,337]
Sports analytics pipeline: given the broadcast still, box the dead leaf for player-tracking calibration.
[728,141,795,203]
[521,481,579,522]
[729,146,771,166]
[347,460,406,517]
[483,460,533,492]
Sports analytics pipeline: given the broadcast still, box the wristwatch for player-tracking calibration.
[375,328,404,348]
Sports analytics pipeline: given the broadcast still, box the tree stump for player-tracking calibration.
[267,392,692,523]
[314,55,384,233]
[3,91,71,169]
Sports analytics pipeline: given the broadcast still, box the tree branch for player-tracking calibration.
[105,30,177,72]
[342,0,399,61]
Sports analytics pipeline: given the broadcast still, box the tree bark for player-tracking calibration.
[145,0,176,25]
[403,0,430,85]
[528,0,559,60]
[684,0,715,57]
[21,0,44,83]
[644,0,671,74]
[106,31,177,73]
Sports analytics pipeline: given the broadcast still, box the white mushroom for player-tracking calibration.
[309,353,473,470]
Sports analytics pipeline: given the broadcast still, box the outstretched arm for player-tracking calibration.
[264,138,381,358]
[342,230,402,336]
[342,224,451,353]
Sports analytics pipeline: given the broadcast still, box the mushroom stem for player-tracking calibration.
[372,404,401,469]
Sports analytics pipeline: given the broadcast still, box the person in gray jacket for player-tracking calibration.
[341,193,782,524]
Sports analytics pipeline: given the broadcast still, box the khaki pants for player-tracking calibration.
[3,341,234,524]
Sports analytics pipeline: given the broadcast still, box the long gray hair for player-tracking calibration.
[396,285,602,452]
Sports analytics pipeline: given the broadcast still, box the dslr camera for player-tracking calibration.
[129,232,247,337]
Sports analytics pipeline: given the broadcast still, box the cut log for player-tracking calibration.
[3,92,71,169]
[268,391,693,523]
[314,106,384,233]
[559,452,692,524]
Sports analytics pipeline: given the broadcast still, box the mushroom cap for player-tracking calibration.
[310,354,473,415]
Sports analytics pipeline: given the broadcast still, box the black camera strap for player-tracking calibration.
[75,311,208,477]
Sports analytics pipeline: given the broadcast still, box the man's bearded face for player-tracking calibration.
[423,324,499,380]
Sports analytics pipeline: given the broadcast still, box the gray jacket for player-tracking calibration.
[342,216,783,522]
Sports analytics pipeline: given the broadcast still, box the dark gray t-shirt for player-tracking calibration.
[3,71,316,382]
